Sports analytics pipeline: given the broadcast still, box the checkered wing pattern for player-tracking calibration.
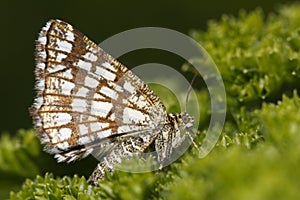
[32,20,168,163]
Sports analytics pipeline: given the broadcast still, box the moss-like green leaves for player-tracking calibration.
[4,3,300,200]
[192,5,300,104]
[0,129,40,178]
[10,174,98,200]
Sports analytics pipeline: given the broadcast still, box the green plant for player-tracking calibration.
[2,3,300,199]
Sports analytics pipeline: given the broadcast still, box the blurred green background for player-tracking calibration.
[0,0,295,134]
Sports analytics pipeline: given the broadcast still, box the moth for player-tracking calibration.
[31,19,195,184]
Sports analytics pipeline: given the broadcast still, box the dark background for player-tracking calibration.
[0,0,295,134]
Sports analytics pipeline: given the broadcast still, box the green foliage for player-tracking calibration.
[3,3,300,200]
[9,167,174,199]
[0,129,40,178]
[191,4,300,105]
[0,130,41,199]
[259,91,300,147]
[166,144,300,200]
[164,91,300,200]
[10,174,92,200]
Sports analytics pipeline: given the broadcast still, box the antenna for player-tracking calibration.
[184,73,201,156]
[184,73,197,112]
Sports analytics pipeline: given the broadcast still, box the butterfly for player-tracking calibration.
[31,19,195,185]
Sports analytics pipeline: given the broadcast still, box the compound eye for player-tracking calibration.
[181,113,189,123]
[181,112,194,128]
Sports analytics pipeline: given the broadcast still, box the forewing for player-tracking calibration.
[31,19,167,162]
